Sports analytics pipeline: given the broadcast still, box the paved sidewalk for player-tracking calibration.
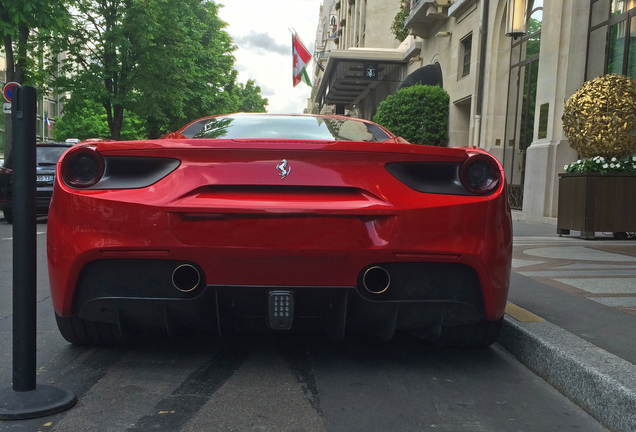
[499,219,636,432]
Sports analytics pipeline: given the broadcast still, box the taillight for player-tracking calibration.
[61,146,105,188]
[459,153,501,195]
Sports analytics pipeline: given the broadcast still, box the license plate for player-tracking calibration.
[36,175,54,183]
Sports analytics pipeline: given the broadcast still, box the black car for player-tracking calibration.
[0,142,73,223]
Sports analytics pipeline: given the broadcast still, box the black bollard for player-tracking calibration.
[0,86,76,420]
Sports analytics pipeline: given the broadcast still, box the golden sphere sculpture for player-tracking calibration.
[562,74,636,158]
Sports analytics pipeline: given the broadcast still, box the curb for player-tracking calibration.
[498,315,636,432]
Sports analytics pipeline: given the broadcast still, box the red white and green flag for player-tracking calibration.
[292,33,312,88]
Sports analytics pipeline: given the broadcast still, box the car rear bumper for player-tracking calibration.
[47,186,512,328]
[70,259,487,338]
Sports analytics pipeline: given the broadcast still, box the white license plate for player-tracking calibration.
[37,175,54,182]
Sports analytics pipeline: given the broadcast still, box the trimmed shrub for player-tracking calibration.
[374,85,449,146]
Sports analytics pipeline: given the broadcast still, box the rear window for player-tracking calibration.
[36,146,70,165]
[182,115,391,142]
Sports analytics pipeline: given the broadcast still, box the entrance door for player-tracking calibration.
[503,2,542,210]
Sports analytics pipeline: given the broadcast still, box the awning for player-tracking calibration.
[398,63,443,90]
[314,49,412,109]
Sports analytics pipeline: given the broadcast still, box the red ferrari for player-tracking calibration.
[47,114,512,346]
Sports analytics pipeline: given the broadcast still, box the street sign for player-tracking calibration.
[3,82,20,102]
[2,103,11,114]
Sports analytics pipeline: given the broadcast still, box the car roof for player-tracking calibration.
[37,142,74,147]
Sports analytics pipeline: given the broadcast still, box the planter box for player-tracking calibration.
[557,172,636,239]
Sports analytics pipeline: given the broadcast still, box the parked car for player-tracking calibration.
[0,142,74,223]
[47,113,512,346]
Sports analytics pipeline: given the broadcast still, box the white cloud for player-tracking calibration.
[218,0,321,114]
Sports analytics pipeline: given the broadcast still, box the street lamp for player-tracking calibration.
[505,0,527,38]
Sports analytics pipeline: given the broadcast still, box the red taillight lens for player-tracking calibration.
[61,146,105,188]
[459,154,501,195]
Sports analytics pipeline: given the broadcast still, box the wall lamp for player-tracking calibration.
[505,0,527,38]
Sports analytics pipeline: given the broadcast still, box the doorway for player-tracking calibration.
[503,1,542,210]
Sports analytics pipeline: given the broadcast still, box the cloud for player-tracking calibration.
[258,84,277,97]
[234,32,289,56]
[219,0,321,114]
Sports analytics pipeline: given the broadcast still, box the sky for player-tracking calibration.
[217,0,323,114]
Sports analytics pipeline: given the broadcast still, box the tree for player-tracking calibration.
[0,0,71,154]
[373,85,449,146]
[128,0,239,137]
[52,92,146,141]
[235,80,268,113]
[48,0,238,140]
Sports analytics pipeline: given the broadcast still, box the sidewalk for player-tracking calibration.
[499,219,636,432]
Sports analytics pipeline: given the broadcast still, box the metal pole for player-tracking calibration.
[11,86,37,392]
[0,86,76,420]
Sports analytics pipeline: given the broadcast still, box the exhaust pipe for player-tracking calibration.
[172,264,202,293]
[362,266,390,294]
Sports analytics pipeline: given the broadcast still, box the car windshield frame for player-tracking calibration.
[181,115,392,142]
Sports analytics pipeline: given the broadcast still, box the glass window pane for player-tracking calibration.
[612,0,636,15]
[588,25,608,78]
[627,16,636,78]
[608,21,626,74]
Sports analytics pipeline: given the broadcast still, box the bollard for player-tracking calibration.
[0,86,76,420]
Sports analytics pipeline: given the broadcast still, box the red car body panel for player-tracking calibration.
[47,114,512,344]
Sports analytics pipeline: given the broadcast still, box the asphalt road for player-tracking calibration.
[0,220,609,432]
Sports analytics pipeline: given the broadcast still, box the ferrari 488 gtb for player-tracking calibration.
[47,114,512,346]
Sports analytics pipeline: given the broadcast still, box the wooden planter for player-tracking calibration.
[557,172,636,239]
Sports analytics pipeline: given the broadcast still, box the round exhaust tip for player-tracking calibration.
[362,266,390,294]
[172,264,201,293]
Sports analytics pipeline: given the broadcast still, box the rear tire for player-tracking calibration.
[433,318,503,348]
[55,314,132,345]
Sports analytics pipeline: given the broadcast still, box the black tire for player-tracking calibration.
[55,313,132,345]
[3,209,12,224]
[433,318,503,348]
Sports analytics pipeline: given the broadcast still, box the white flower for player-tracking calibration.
[610,163,615,168]
[595,158,601,163]
[603,164,609,169]
[611,157,617,162]
[632,156,636,162]
[564,164,569,170]
[577,159,582,164]
[617,163,621,168]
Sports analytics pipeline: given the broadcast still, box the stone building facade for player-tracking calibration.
[311,0,630,223]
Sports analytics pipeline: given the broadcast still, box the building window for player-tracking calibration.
[587,0,636,79]
[461,34,472,77]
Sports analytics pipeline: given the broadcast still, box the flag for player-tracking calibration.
[292,33,312,88]
[45,114,51,130]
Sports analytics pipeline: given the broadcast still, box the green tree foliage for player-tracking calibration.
[0,0,70,85]
[48,0,239,140]
[391,0,410,42]
[52,93,146,141]
[127,0,240,138]
[1,0,71,155]
[373,85,449,146]
[235,79,269,113]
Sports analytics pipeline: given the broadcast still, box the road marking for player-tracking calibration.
[505,303,545,322]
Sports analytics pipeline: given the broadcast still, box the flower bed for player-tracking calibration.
[564,155,636,174]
